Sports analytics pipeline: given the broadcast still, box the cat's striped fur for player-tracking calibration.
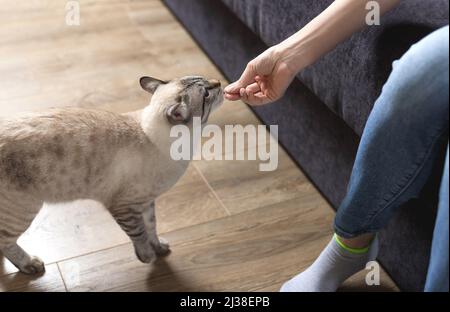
[0,76,223,273]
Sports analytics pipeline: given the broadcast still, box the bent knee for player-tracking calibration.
[391,26,449,84]
[376,26,449,121]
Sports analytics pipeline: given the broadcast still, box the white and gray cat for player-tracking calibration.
[0,76,223,274]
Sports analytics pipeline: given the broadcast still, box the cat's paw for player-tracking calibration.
[134,245,156,264]
[21,256,45,275]
[154,237,171,256]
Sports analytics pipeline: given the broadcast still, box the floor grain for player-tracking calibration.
[0,264,66,292]
[58,196,397,292]
[194,147,314,215]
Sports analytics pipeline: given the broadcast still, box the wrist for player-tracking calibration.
[273,39,314,73]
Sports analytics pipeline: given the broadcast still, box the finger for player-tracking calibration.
[224,92,241,101]
[245,82,260,94]
[259,78,269,93]
[242,87,265,106]
[239,87,249,103]
[247,92,271,106]
[224,62,257,93]
[224,81,240,94]
[238,62,257,86]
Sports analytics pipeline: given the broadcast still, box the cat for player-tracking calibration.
[0,75,223,274]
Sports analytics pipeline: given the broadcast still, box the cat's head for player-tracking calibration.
[140,75,223,125]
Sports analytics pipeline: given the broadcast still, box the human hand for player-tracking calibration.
[224,46,297,106]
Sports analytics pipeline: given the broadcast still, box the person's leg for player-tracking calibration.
[339,233,375,249]
[281,25,449,292]
[425,145,449,292]
[335,26,449,239]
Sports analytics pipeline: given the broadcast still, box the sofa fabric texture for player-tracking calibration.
[221,0,449,136]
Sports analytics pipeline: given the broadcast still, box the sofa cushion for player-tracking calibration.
[220,0,449,135]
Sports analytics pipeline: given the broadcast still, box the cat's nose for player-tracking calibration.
[208,79,221,89]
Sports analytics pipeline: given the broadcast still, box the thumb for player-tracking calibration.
[224,62,257,94]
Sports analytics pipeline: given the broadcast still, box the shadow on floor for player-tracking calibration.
[146,257,196,292]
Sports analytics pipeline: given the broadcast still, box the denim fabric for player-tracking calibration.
[425,146,449,292]
[335,26,449,237]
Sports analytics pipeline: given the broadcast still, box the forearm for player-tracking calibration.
[276,0,401,72]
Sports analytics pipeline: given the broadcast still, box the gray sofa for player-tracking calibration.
[162,0,449,291]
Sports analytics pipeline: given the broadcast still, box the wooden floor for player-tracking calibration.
[0,0,397,292]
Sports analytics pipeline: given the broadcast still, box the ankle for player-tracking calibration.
[334,233,376,252]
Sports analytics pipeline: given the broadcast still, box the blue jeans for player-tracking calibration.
[334,26,449,290]
[425,146,449,292]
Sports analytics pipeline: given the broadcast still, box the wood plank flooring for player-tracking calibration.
[0,0,397,292]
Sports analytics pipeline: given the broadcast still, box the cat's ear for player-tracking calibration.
[166,94,191,124]
[140,76,167,94]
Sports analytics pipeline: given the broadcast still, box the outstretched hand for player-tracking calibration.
[224,47,297,106]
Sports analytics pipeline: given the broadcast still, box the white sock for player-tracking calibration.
[280,234,379,292]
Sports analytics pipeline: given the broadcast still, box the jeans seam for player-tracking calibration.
[360,128,447,231]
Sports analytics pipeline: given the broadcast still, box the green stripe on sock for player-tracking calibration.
[333,234,370,254]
